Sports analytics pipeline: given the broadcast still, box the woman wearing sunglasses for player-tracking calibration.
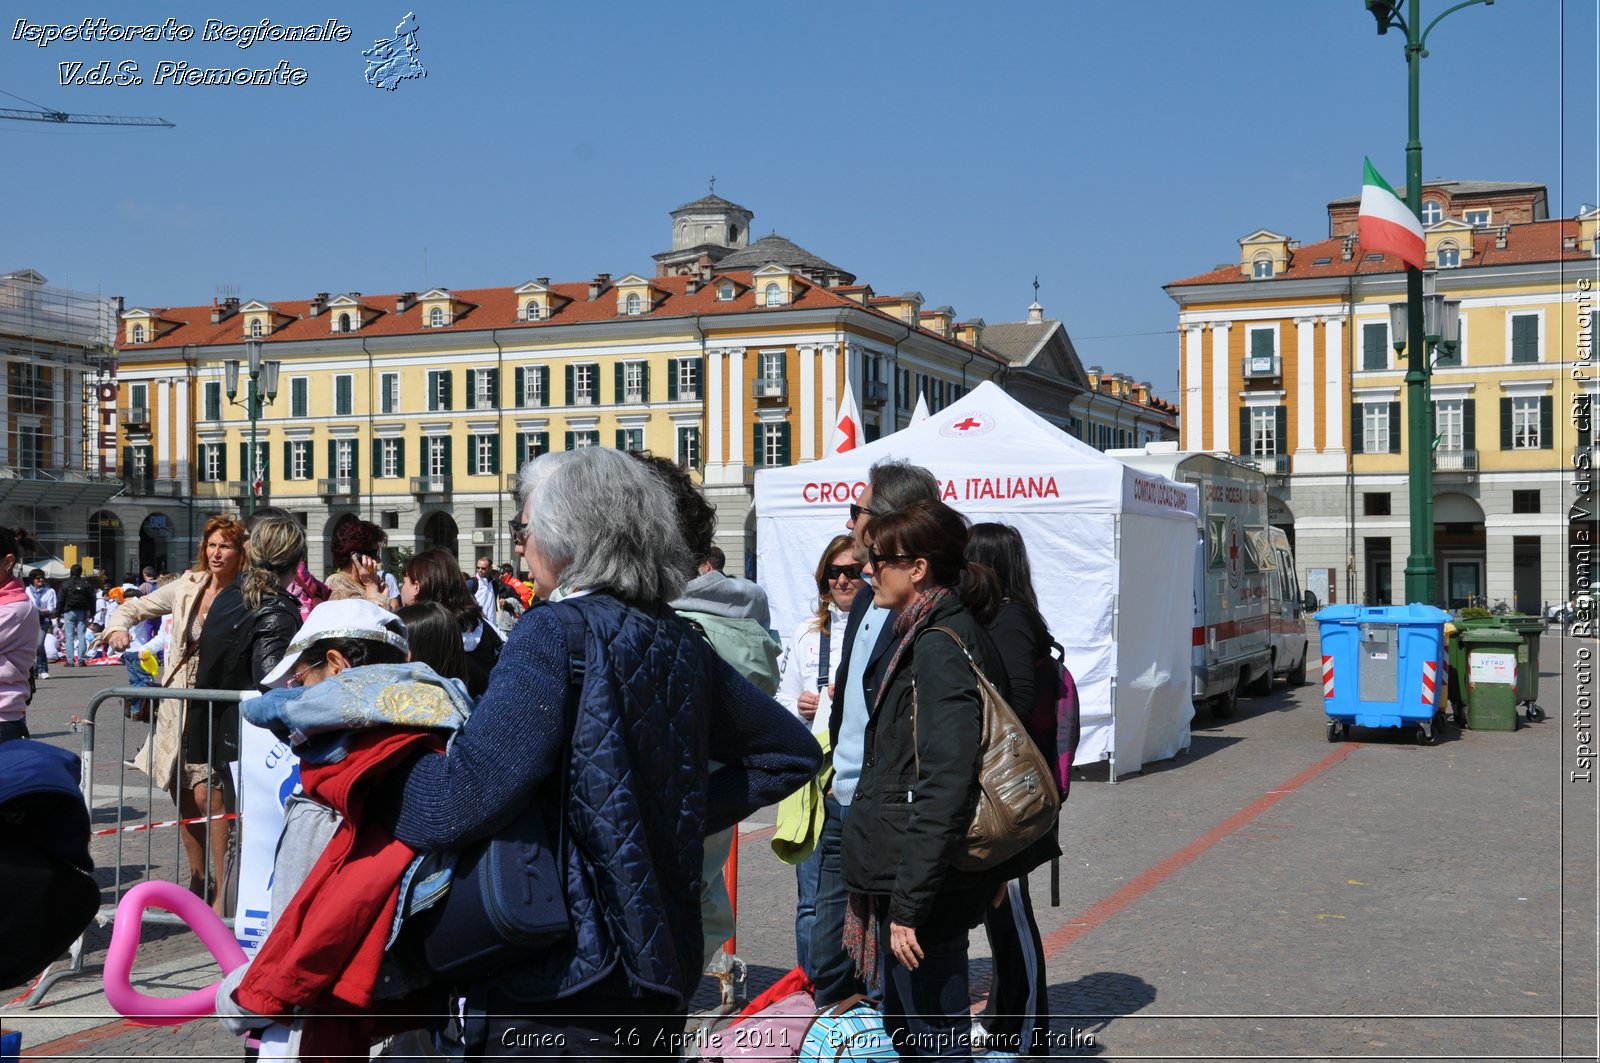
[774,533,862,978]
[842,498,1013,1061]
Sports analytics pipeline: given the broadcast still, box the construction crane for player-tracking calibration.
[0,106,173,128]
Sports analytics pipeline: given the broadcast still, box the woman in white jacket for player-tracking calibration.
[774,533,862,977]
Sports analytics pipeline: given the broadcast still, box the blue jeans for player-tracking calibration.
[35,622,48,673]
[878,913,973,1060]
[810,793,870,1005]
[794,845,821,978]
[63,610,88,663]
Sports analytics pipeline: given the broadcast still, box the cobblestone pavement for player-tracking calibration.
[4,625,1595,1061]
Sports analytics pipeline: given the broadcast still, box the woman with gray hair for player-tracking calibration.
[380,447,822,1058]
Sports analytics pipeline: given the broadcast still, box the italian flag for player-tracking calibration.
[1358,157,1426,270]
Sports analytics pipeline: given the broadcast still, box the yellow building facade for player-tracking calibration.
[1167,183,1597,612]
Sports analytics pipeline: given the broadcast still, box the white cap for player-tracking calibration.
[260,599,409,688]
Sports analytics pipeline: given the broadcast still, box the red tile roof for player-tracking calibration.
[1166,219,1590,288]
[126,271,1002,364]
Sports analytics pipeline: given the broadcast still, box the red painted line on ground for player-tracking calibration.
[21,1017,151,1060]
[1040,742,1360,961]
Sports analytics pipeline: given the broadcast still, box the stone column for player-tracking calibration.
[726,347,746,474]
[1323,317,1345,453]
[1184,324,1205,450]
[707,348,724,467]
[799,344,817,462]
[1209,321,1232,451]
[1295,317,1317,454]
[156,379,170,477]
[175,378,190,483]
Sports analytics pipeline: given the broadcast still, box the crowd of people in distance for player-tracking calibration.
[1,451,1070,1061]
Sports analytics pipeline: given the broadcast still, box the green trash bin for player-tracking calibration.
[1446,616,1503,719]
[1459,628,1522,731]
[1502,615,1546,721]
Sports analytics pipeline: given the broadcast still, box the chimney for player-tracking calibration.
[1495,225,1510,250]
[397,292,417,313]
[589,273,611,300]
[1086,365,1102,390]
[211,297,238,324]
[112,295,124,317]
[309,292,329,317]
[1564,233,1578,251]
[535,277,550,286]
[1341,235,1356,262]
[1027,301,1045,324]
[685,278,701,295]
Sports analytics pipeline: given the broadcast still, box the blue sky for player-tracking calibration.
[3,1,1595,398]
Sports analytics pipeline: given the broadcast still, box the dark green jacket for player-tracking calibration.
[841,593,1013,933]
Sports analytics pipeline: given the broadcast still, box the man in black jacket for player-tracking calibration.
[810,458,941,1006]
[57,565,96,668]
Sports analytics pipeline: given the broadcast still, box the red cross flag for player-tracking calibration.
[829,378,862,455]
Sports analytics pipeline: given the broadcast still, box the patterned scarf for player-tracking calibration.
[870,585,951,717]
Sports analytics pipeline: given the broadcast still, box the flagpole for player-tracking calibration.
[1369,0,1495,607]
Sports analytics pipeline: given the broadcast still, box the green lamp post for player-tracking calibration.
[1366,0,1493,606]
[224,339,281,519]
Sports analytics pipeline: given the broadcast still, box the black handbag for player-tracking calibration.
[405,602,584,978]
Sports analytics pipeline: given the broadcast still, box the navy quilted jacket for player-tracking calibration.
[388,594,820,1006]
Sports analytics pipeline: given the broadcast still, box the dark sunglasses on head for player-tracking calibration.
[848,502,874,522]
[508,520,529,545]
[825,563,863,582]
[868,548,915,567]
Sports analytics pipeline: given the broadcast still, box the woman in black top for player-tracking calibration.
[964,522,1060,1056]
[193,514,303,915]
[400,548,502,699]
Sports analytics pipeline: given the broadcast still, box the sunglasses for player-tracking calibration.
[848,502,874,522]
[825,563,863,582]
[286,658,326,689]
[868,548,915,567]
[508,520,529,545]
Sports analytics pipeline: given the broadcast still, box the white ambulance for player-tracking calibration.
[1110,444,1309,716]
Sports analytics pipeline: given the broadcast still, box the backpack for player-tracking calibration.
[1045,640,1081,798]
[676,611,781,695]
[797,996,897,1063]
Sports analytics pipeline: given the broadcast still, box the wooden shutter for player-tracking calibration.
[336,375,352,415]
[216,443,228,483]
[1350,404,1363,455]
[1275,406,1288,455]
[395,437,406,478]
[1239,408,1250,456]
[1251,330,1274,359]
[1462,399,1476,452]
[778,423,791,465]
[668,359,679,401]
[564,431,575,451]
[440,370,453,411]
[1363,323,1386,371]
[615,429,627,450]
[238,442,248,481]
[515,433,527,467]
[753,423,765,467]
[349,439,358,482]
[538,367,549,407]
[1540,395,1553,449]
[327,439,337,481]
[420,436,432,475]
[1387,402,1401,453]
[427,371,438,412]
[487,435,499,475]
[465,369,477,408]
[640,363,650,403]
[514,367,526,408]
[614,363,625,405]
[1500,397,1513,449]
[533,432,547,457]
[284,441,293,480]
[441,435,453,477]
[1511,315,1538,363]
[565,365,575,406]
[372,439,383,478]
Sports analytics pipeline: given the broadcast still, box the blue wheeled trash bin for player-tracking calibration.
[1316,604,1450,744]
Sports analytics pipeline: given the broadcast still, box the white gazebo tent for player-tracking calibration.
[753,382,1199,780]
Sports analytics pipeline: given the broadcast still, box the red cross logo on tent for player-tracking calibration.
[938,410,996,438]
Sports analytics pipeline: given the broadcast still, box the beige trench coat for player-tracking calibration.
[106,571,212,793]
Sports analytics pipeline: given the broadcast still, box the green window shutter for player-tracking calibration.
[1351,405,1363,455]
[488,368,499,407]
[121,445,134,478]
[204,383,220,421]
[538,367,550,407]
[465,369,477,408]
[564,431,575,451]
[1275,406,1288,455]
[446,370,456,411]
[533,432,547,457]
[441,435,453,476]
[614,363,624,405]
[1362,323,1387,371]
[1239,408,1249,455]
[420,436,432,473]
[1388,402,1401,453]
[565,366,575,406]
[615,429,626,450]
[372,439,383,478]
[487,435,499,474]
[1511,315,1538,363]
[1540,395,1553,449]
[668,359,679,401]
[1462,399,1476,451]
[515,433,527,467]
[1251,330,1274,359]
[426,371,438,412]
[640,363,651,403]
[337,376,352,415]
[514,367,526,408]
[396,437,406,478]
[349,439,358,482]
[217,443,228,483]
[779,423,791,465]
[753,423,765,467]
[327,439,336,480]
[238,442,248,480]
[1500,397,1513,449]
[283,440,293,479]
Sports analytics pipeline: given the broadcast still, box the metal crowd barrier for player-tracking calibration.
[25,685,246,1008]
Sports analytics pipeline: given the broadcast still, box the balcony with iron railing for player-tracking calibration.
[318,477,358,499]
[863,380,889,407]
[411,474,452,496]
[752,377,787,400]
[118,406,151,428]
[1432,448,1479,474]
[1242,354,1282,381]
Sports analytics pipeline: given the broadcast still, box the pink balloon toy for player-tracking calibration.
[104,880,249,1024]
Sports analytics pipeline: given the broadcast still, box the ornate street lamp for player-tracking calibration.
[223,339,280,518]
[1366,0,1495,606]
